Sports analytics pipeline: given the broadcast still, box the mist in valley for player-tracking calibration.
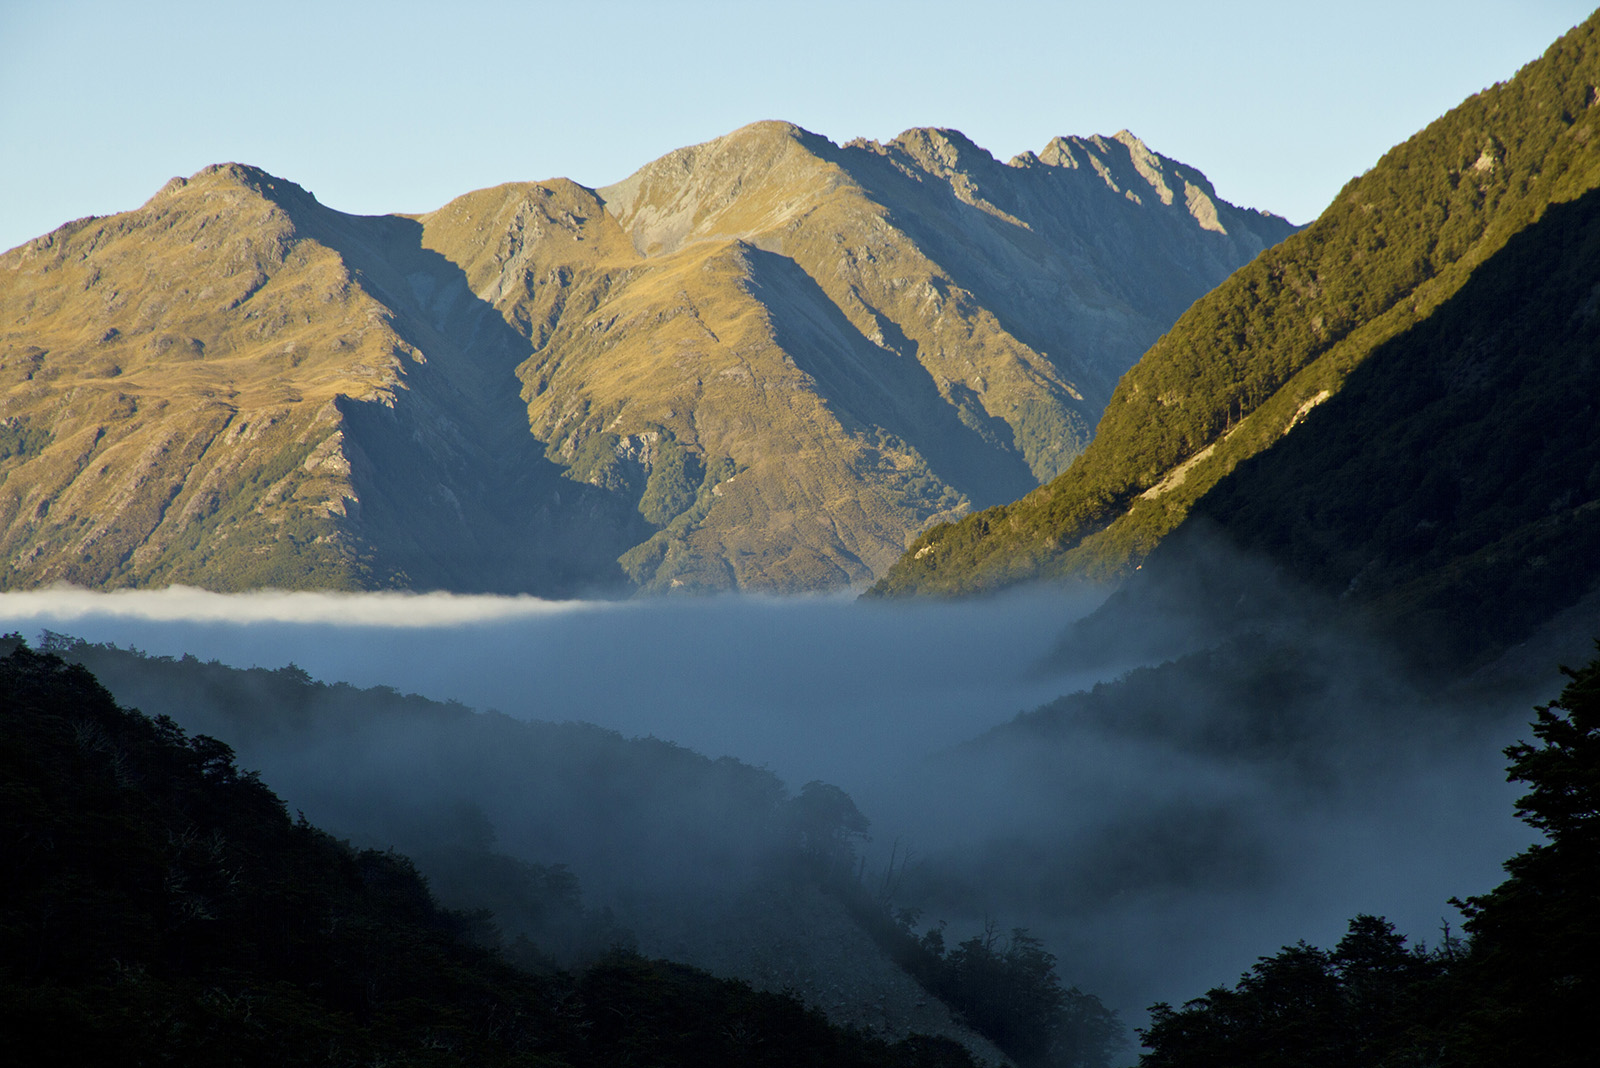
[0,585,1108,787]
[0,577,1550,1037]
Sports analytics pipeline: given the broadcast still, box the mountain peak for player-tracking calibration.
[1113,130,1177,206]
[597,120,844,257]
[856,128,1006,185]
[1027,131,1222,224]
[1111,128,1149,151]
[723,118,810,144]
[144,162,321,218]
[890,126,991,163]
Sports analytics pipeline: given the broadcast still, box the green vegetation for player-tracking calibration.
[1007,394,1092,484]
[134,429,372,592]
[637,434,703,527]
[1137,645,1600,1067]
[2,637,555,1064]
[874,13,1600,598]
[774,780,1124,1068]
[41,631,795,951]
[0,636,982,1067]
[561,430,635,494]
[891,920,1123,1068]
[1442,646,1600,1065]
[1185,181,1600,670]
[0,417,49,463]
[621,452,741,588]
[1141,916,1456,1067]
[0,415,372,594]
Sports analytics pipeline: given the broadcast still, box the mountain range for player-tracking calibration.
[0,123,1289,594]
[8,13,1600,1064]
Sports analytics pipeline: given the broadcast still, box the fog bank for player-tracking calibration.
[0,584,1546,1026]
[0,585,1107,787]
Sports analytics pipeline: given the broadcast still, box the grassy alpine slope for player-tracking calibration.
[0,122,1288,595]
[873,12,1600,600]
[416,121,1292,591]
[0,165,641,595]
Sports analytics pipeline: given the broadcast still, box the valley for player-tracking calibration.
[4,6,1600,1067]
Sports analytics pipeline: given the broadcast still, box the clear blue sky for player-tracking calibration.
[2,1,1594,253]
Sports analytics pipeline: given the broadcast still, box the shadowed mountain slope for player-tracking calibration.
[1,123,1289,594]
[36,632,1119,1065]
[483,122,1289,590]
[1174,181,1600,671]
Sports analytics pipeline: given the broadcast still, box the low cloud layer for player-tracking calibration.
[0,584,601,625]
[0,585,1105,785]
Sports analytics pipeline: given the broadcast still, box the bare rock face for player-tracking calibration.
[0,124,1292,594]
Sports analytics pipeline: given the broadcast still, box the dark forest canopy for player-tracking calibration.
[0,636,984,1067]
[8,629,1595,1065]
[4,633,1126,1068]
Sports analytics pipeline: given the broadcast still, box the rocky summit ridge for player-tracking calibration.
[0,123,1293,594]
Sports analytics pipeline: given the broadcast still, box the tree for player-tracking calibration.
[936,923,1121,1068]
[1137,646,1600,1067]
[1139,914,1453,1068]
[1447,646,1600,1067]
[787,780,870,877]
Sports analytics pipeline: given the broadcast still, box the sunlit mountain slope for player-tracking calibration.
[0,123,1289,593]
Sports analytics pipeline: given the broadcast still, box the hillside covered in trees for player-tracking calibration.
[873,12,1600,663]
[11,632,1128,1068]
[8,624,1594,1065]
[0,637,984,1067]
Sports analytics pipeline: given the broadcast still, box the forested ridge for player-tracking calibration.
[5,623,1595,1065]
[1176,180,1600,671]
[0,638,982,1067]
[6,633,1127,1068]
[873,12,1600,600]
